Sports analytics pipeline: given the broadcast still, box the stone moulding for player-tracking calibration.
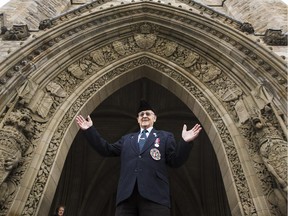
[38,0,243,31]
[0,2,286,111]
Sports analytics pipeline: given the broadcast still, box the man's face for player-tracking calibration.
[137,110,156,129]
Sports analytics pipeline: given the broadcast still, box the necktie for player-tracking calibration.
[138,129,148,151]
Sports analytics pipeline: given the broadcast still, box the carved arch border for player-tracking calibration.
[18,54,255,216]
[0,2,286,108]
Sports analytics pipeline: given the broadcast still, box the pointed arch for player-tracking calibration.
[0,2,286,216]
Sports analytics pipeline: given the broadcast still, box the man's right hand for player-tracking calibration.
[75,115,93,130]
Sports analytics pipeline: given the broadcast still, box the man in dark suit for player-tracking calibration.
[75,100,202,216]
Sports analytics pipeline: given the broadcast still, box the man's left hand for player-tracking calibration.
[182,123,202,142]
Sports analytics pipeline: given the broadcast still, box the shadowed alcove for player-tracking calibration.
[50,78,231,216]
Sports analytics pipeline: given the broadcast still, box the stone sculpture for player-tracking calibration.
[0,108,33,205]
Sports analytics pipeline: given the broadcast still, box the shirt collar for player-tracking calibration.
[140,127,153,133]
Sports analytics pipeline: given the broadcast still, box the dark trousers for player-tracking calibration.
[115,186,170,216]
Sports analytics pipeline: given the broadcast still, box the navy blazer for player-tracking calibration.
[84,126,193,208]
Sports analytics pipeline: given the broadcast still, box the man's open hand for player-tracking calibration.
[182,123,202,142]
[75,115,93,130]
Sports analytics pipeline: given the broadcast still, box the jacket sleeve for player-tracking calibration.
[83,126,122,157]
[165,132,194,167]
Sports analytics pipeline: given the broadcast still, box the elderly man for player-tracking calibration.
[75,100,202,216]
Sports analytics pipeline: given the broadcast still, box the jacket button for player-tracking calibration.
[138,155,142,158]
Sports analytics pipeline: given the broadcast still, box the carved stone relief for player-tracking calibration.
[249,111,287,216]
[233,85,287,216]
[1,2,286,95]
[2,24,30,41]
[239,22,255,34]
[263,29,288,46]
[0,108,33,210]
[0,80,67,214]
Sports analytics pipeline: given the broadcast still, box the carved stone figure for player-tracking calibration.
[39,19,52,30]
[3,24,30,41]
[162,41,178,57]
[252,116,287,192]
[251,85,273,111]
[235,85,280,125]
[154,39,178,57]
[134,23,157,50]
[251,115,287,215]
[202,64,222,82]
[0,109,33,205]
[46,81,68,98]
[67,62,86,79]
[113,41,127,56]
[0,26,7,35]
[134,33,157,50]
[239,22,255,34]
[90,50,106,66]
[268,185,287,216]
[192,63,222,83]
[183,52,199,68]
[263,29,288,46]
[18,80,54,119]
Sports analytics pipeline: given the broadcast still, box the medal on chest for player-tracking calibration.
[150,148,161,160]
[154,137,160,147]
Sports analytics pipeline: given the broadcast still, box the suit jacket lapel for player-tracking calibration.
[130,133,139,154]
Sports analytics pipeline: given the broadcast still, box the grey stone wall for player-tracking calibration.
[223,0,287,34]
[0,0,72,30]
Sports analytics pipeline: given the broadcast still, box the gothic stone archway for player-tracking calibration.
[0,2,286,216]
[50,76,232,216]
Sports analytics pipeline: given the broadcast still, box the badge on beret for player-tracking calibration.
[150,148,161,160]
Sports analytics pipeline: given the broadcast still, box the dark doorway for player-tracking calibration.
[50,78,231,216]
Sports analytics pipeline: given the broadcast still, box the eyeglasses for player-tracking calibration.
[138,111,154,117]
